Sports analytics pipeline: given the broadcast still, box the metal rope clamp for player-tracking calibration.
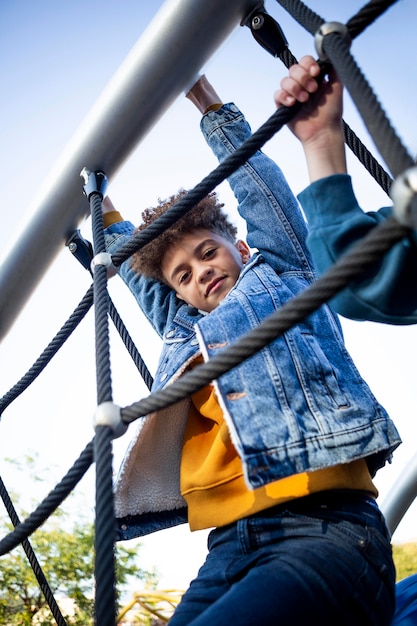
[90,251,117,277]
[80,167,108,200]
[245,8,288,58]
[314,22,351,61]
[390,166,417,229]
[93,401,128,439]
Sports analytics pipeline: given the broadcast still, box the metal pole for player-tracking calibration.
[0,0,260,341]
[380,451,417,536]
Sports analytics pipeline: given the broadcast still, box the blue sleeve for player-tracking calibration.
[298,174,417,325]
[200,104,313,275]
[104,221,180,338]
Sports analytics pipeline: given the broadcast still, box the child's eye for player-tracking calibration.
[203,248,216,259]
[179,271,191,284]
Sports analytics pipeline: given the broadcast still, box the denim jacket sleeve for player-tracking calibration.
[104,220,180,338]
[298,174,417,325]
[200,103,314,275]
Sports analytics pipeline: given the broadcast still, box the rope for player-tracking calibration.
[275,0,398,38]
[343,122,392,195]
[94,426,117,626]
[67,228,154,389]
[323,32,414,178]
[0,286,94,416]
[89,191,117,625]
[90,193,113,405]
[0,476,68,626]
[109,299,153,390]
[0,441,94,555]
[346,0,400,39]
[275,0,324,35]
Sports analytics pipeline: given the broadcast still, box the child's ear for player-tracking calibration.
[236,239,251,264]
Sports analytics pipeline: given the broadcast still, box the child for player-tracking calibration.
[103,75,400,625]
[274,55,417,325]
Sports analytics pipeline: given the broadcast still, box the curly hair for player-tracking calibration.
[131,189,238,283]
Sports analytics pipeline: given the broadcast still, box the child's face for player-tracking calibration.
[161,229,251,313]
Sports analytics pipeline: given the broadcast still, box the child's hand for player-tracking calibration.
[274,55,344,147]
[275,55,321,108]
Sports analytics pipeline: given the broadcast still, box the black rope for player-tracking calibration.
[88,190,117,626]
[343,122,392,195]
[94,426,117,626]
[323,32,414,178]
[0,286,94,416]
[120,216,410,424]
[90,194,113,405]
[275,0,324,35]
[0,476,68,626]
[277,46,297,68]
[346,0,400,39]
[93,258,112,404]
[109,299,153,390]
[67,234,154,390]
[0,441,94,556]
[275,0,397,38]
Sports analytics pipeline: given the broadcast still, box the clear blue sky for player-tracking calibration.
[1,0,417,590]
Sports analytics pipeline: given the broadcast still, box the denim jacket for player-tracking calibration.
[105,104,401,540]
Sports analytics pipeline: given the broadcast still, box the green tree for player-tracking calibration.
[0,514,156,626]
[0,456,158,625]
[393,542,417,582]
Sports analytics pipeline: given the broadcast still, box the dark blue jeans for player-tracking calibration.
[169,492,396,625]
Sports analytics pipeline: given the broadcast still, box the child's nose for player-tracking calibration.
[197,265,213,282]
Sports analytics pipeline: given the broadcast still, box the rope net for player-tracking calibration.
[0,1,414,624]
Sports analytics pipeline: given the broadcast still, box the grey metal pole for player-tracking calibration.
[380,451,417,536]
[0,0,260,341]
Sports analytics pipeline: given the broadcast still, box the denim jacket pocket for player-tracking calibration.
[154,326,200,388]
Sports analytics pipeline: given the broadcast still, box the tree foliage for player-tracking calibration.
[0,514,156,625]
[393,542,417,582]
[0,456,157,625]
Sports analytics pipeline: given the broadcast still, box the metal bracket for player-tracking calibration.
[390,166,417,229]
[66,230,94,271]
[247,10,288,58]
[93,401,127,439]
[314,22,351,62]
[90,252,117,277]
[80,167,108,200]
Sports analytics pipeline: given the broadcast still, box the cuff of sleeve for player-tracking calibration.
[103,210,123,228]
[203,103,223,115]
[200,103,244,139]
[298,174,360,228]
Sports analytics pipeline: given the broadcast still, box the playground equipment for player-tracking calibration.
[1,1,417,624]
